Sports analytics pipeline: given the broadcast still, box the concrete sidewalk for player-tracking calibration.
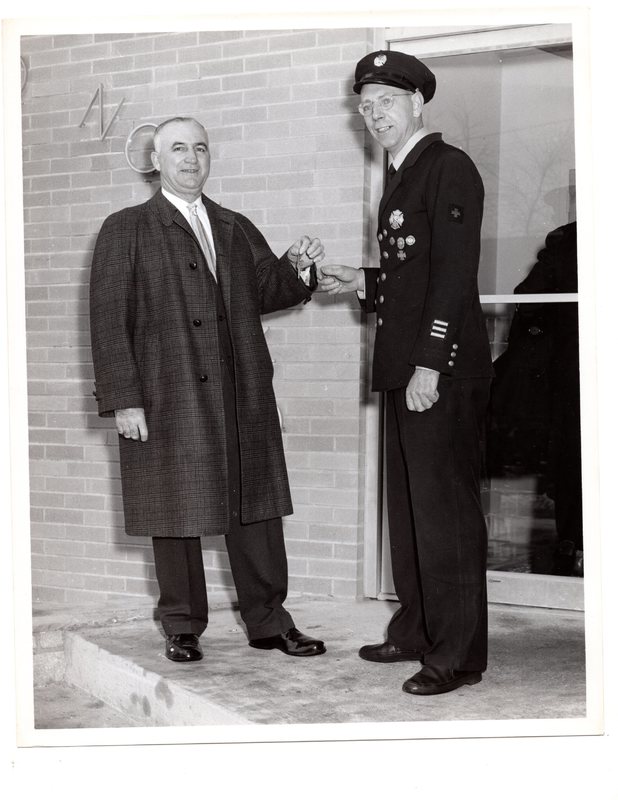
[31,596,587,730]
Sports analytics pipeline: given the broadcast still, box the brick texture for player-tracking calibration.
[22,28,373,607]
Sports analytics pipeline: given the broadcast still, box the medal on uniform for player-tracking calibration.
[406,235,415,246]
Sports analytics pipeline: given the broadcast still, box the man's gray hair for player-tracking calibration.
[152,117,208,151]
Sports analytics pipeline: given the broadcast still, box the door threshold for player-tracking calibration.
[378,570,584,611]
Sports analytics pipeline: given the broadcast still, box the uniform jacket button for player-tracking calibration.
[379,295,385,303]
[448,360,455,367]
[189,262,198,270]
[193,319,202,327]
[381,272,386,281]
[377,317,383,326]
[199,374,208,382]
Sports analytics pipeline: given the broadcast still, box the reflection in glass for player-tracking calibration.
[483,223,581,576]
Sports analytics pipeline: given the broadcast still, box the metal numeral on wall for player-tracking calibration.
[79,83,125,140]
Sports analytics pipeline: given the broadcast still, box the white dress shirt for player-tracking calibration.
[162,188,216,257]
[390,126,430,171]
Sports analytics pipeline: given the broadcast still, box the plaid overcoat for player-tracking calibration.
[89,190,311,538]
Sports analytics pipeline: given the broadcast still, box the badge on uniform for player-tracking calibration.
[389,210,404,229]
[448,204,464,224]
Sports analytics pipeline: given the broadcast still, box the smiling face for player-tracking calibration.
[359,83,424,158]
[151,119,210,203]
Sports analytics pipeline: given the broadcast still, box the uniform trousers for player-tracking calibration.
[151,272,293,641]
[384,376,491,672]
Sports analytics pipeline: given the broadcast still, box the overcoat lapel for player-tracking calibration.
[150,189,235,313]
[378,132,443,221]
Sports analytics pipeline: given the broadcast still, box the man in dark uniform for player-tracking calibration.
[90,117,326,664]
[321,52,494,695]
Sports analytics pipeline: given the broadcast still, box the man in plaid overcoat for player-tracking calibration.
[90,117,326,662]
[321,52,494,695]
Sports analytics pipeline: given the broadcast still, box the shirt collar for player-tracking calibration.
[390,127,431,172]
[162,188,205,218]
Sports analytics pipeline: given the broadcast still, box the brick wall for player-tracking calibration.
[21,28,374,606]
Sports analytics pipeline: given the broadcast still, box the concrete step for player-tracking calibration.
[64,622,252,726]
[42,598,589,728]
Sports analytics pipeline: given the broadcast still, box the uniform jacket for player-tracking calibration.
[361,132,493,391]
[89,189,311,538]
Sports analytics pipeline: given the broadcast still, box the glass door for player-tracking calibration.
[374,25,584,609]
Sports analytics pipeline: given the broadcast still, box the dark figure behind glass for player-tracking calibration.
[489,222,582,576]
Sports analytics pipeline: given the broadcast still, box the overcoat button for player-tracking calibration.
[450,351,457,358]
[377,318,383,326]
[452,343,459,350]
[189,262,198,270]
[193,319,202,327]
[379,295,385,303]
[448,361,455,367]
[199,374,208,382]
[381,272,386,281]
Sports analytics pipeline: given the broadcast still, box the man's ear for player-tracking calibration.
[411,90,425,118]
[151,150,160,172]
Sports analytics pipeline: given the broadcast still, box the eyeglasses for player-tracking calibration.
[357,93,411,116]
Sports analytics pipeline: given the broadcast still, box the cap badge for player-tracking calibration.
[389,209,404,230]
[374,53,387,67]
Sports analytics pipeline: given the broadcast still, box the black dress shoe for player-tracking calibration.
[249,627,326,657]
[359,641,423,663]
[402,665,482,696]
[165,633,203,662]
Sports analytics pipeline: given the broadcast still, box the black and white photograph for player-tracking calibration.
[2,0,616,796]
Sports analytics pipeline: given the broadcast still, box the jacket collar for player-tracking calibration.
[379,132,443,219]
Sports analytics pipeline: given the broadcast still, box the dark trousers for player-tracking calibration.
[385,377,491,672]
[152,521,293,639]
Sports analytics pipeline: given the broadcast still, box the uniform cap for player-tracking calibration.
[353,50,436,103]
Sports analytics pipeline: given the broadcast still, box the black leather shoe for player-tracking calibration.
[359,641,423,663]
[165,633,203,662]
[402,665,482,695]
[249,627,326,657]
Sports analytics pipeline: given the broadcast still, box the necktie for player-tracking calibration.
[188,204,217,280]
[387,163,396,183]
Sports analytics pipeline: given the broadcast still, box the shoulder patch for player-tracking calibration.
[448,203,464,224]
